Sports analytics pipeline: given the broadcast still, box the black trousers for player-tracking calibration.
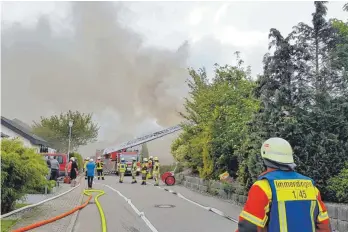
[50,169,58,181]
[87,176,94,188]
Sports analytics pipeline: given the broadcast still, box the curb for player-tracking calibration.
[66,176,86,232]
[1,182,81,219]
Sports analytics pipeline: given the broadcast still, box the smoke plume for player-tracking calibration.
[1,2,189,160]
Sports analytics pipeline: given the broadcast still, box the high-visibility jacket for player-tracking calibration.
[148,160,153,169]
[236,168,331,232]
[141,163,148,174]
[96,161,104,170]
[83,161,88,170]
[153,162,160,173]
[119,162,126,173]
[132,162,137,172]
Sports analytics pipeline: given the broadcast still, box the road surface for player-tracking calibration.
[73,175,241,232]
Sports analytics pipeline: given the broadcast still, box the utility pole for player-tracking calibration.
[67,120,73,160]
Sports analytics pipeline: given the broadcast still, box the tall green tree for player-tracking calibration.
[240,2,348,199]
[172,55,259,179]
[32,110,99,152]
[140,143,149,159]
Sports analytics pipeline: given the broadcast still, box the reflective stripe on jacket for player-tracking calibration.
[236,169,331,232]
[119,163,126,172]
[153,162,160,173]
[96,161,103,170]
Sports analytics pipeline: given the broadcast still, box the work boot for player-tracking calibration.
[98,177,100,180]
[154,184,159,186]
[102,177,105,180]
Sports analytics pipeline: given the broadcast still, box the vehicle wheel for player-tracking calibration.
[165,176,176,186]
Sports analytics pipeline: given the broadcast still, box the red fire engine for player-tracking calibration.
[103,148,141,176]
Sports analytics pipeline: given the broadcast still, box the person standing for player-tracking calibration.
[84,157,89,180]
[96,157,105,180]
[236,137,331,232]
[131,157,138,184]
[141,158,148,185]
[119,157,126,183]
[46,156,51,180]
[86,158,96,189]
[50,156,60,181]
[153,157,160,186]
[69,157,79,187]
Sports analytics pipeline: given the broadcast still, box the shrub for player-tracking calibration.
[327,164,348,203]
[1,138,49,214]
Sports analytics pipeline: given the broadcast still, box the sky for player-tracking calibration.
[1,1,347,164]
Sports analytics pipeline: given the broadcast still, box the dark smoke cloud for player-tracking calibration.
[1,2,189,159]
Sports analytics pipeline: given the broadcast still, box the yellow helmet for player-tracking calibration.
[154,157,159,161]
[261,137,294,164]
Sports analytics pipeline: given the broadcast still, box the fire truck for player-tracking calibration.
[101,147,141,176]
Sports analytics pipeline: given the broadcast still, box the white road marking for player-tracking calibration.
[102,184,159,232]
[147,181,238,223]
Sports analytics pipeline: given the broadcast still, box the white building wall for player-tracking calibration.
[1,124,55,153]
[1,124,33,148]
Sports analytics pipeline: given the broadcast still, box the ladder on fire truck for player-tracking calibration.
[103,124,182,155]
[101,125,182,175]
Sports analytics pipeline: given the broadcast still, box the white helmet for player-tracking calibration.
[97,156,101,160]
[90,158,94,162]
[132,157,136,161]
[261,138,294,164]
[143,158,148,162]
[121,157,125,161]
[149,156,153,159]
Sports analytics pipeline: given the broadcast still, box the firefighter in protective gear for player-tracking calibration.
[236,137,331,232]
[141,158,148,185]
[119,157,126,183]
[147,156,154,179]
[84,157,90,180]
[153,157,160,186]
[96,157,105,180]
[131,157,137,184]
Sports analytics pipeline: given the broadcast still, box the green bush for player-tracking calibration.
[327,164,348,203]
[1,139,49,214]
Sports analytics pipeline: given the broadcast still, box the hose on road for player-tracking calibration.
[12,194,92,232]
[11,189,106,232]
[83,189,107,232]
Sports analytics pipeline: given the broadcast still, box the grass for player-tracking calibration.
[1,219,18,232]
[15,203,30,209]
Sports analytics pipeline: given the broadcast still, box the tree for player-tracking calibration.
[1,139,49,213]
[172,54,259,179]
[32,110,99,152]
[240,2,348,199]
[140,143,149,160]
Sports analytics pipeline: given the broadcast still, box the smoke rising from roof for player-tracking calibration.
[1,2,188,160]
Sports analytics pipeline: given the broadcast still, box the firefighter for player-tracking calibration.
[84,157,90,180]
[119,157,126,183]
[147,156,154,179]
[236,137,331,232]
[96,157,105,180]
[131,157,138,184]
[141,158,148,185]
[153,157,160,186]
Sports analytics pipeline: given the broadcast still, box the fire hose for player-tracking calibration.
[12,189,106,232]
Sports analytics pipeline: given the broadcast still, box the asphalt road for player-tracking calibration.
[73,175,241,232]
